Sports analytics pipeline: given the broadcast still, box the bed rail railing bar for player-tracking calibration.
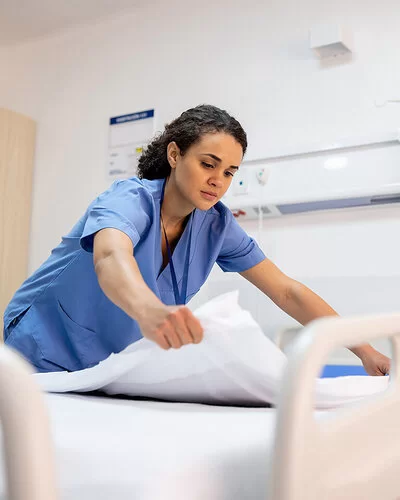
[0,346,58,500]
[268,312,400,500]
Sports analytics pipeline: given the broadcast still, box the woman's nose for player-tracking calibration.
[208,175,223,188]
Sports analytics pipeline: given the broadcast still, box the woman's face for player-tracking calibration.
[168,132,243,210]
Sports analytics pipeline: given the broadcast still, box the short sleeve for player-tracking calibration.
[216,211,266,272]
[80,180,153,253]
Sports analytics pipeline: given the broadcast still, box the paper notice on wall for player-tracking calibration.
[107,109,155,179]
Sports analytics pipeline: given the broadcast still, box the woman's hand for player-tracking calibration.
[137,303,204,350]
[360,348,391,376]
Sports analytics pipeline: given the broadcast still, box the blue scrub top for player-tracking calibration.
[3,177,266,373]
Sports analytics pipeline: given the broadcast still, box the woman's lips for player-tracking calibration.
[200,191,218,201]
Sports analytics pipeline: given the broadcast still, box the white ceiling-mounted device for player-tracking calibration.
[309,24,353,58]
[223,136,400,220]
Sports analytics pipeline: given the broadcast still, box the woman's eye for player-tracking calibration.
[202,162,214,169]
[225,171,234,177]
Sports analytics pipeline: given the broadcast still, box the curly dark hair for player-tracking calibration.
[137,104,247,179]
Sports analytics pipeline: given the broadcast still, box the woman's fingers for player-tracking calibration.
[184,310,204,344]
[171,307,194,345]
[162,320,182,349]
[163,307,204,348]
[140,304,204,350]
[157,334,172,350]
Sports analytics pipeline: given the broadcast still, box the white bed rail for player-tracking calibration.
[268,312,400,500]
[0,346,58,500]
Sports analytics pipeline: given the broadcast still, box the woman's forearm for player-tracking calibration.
[282,280,373,359]
[282,281,338,324]
[95,250,161,321]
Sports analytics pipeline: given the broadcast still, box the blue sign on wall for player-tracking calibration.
[110,109,154,126]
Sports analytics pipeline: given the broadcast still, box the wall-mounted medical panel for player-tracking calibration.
[223,139,400,220]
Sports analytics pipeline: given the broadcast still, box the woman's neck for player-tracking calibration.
[161,177,194,229]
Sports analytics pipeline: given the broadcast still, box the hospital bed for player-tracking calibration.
[1,312,400,500]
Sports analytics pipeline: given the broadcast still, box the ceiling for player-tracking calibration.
[0,0,144,47]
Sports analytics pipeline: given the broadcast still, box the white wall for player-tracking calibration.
[1,0,400,362]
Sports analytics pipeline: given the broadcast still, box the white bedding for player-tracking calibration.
[1,393,278,500]
[1,391,396,500]
[0,293,397,500]
[35,292,389,409]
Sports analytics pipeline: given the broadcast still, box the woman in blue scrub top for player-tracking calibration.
[3,105,391,376]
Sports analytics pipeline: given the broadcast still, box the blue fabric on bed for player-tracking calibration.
[321,365,367,378]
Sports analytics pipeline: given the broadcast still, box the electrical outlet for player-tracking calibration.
[232,170,249,195]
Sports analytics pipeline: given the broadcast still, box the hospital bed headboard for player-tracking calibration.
[0,347,58,500]
[268,312,400,500]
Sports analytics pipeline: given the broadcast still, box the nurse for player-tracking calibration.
[3,104,390,376]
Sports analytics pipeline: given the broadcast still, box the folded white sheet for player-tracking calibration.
[34,292,389,408]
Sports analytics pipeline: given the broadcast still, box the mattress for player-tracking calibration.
[1,393,280,500]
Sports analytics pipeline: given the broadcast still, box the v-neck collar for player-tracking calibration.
[154,178,195,284]
[157,209,195,282]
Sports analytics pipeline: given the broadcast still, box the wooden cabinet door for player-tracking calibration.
[0,108,36,337]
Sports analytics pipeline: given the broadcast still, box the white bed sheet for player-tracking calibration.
[35,292,389,409]
[3,392,393,500]
[1,392,398,500]
[0,393,280,500]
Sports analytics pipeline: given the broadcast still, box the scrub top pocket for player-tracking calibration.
[3,306,32,342]
[57,300,108,370]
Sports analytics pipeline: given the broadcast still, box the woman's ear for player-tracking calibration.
[167,142,181,169]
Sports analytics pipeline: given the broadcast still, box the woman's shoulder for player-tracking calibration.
[205,200,233,220]
[95,177,164,206]
[113,176,164,197]
[198,201,236,234]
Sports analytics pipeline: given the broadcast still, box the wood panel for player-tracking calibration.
[0,108,36,338]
